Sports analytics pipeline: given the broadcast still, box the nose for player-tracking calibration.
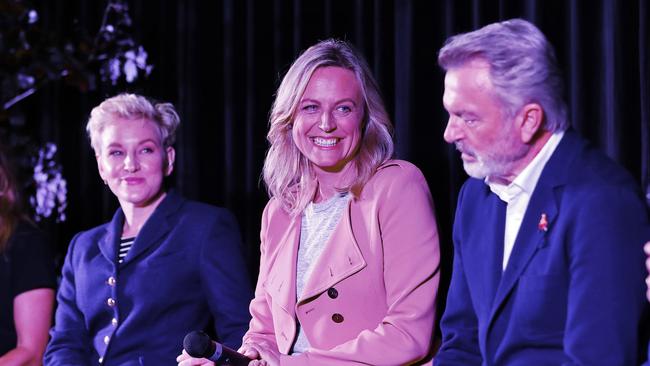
[123,153,140,173]
[318,112,336,133]
[443,116,463,143]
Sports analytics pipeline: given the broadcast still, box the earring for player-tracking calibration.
[103,179,108,185]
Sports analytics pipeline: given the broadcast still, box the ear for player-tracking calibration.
[164,147,176,176]
[517,103,544,144]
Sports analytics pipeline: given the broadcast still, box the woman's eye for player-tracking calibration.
[141,147,154,154]
[336,105,352,114]
[108,150,123,157]
[302,104,318,113]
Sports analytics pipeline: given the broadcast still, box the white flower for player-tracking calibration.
[45,142,57,159]
[28,10,38,24]
[123,58,137,82]
[30,143,67,222]
[17,73,35,89]
[135,46,148,69]
[108,58,121,85]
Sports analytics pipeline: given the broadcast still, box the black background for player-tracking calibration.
[7,0,650,326]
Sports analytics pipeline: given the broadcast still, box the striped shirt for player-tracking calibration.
[118,237,135,263]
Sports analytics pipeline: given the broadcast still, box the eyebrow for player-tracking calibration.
[455,110,478,118]
[105,139,158,148]
[300,98,358,106]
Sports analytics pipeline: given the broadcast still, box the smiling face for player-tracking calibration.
[442,59,529,182]
[96,117,175,209]
[292,66,364,176]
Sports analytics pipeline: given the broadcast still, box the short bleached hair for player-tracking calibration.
[86,93,180,153]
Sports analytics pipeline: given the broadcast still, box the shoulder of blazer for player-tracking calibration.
[72,221,114,247]
[361,159,429,198]
[262,196,291,223]
[175,197,236,224]
[376,158,419,173]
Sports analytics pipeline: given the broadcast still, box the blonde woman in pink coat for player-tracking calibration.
[178,39,440,366]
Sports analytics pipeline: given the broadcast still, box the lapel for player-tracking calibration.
[487,131,581,325]
[120,191,181,267]
[264,215,301,317]
[298,200,366,303]
[481,189,507,316]
[98,209,125,263]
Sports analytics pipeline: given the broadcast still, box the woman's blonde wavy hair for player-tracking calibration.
[263,39,394,216]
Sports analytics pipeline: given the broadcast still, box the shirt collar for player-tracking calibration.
[487,130,564,203]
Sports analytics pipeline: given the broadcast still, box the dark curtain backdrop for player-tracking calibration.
[17,0,650,323]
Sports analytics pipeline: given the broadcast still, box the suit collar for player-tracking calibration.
[488,130,584,324]
[98,209,124,262]
[97,190,183,265]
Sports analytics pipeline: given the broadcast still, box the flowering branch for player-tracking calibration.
[0,0,153,112]
[30,143,67,222]
[0,0,151,224]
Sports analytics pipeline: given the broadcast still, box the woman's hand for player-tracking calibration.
[237,343,260,361]
[240,342,280,366]
[176,349,214,366]
[177,345,268,366]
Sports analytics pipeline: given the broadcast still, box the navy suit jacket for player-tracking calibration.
[435,131,650,365]
[44,191,253,366]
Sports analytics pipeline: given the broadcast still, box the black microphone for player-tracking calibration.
[183,331,252,366]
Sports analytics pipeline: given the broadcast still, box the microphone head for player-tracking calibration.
[183,331,216,358]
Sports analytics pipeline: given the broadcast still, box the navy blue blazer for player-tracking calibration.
[435,131,650,365]
[44,191,253,366]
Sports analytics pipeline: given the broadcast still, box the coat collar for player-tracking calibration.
[97,190,183,266]
[298,201,366,302]
[264,199,367,314]
[488,130,584,324]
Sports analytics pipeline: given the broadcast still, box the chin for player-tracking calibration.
[463,162,489,180]
[118,190,161,207]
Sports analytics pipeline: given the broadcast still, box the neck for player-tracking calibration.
[313,163,355,203]
[120,191,167,237]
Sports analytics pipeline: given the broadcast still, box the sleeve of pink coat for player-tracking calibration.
[282,164,441,365]
[241,201,281,352]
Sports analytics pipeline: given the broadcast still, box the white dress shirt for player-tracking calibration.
[487,131,564,270]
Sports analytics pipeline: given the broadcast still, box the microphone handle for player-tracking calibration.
[210,342,252,366]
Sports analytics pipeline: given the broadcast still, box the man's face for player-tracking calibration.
[442,59,529,182]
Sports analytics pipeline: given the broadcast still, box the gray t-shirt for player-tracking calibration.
[292,192,351,354]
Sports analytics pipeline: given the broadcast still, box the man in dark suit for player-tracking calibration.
[434,19,649,365]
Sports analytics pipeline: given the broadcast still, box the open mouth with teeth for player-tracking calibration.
[312,137,340,147]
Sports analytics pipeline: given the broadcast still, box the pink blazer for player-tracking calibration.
[243,160,440,365]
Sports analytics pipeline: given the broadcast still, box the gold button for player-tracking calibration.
[99,357,103,364]
[107,276,116,286]
[106,298,116,307]
[111,318,118,327]
[103,335,110,344]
